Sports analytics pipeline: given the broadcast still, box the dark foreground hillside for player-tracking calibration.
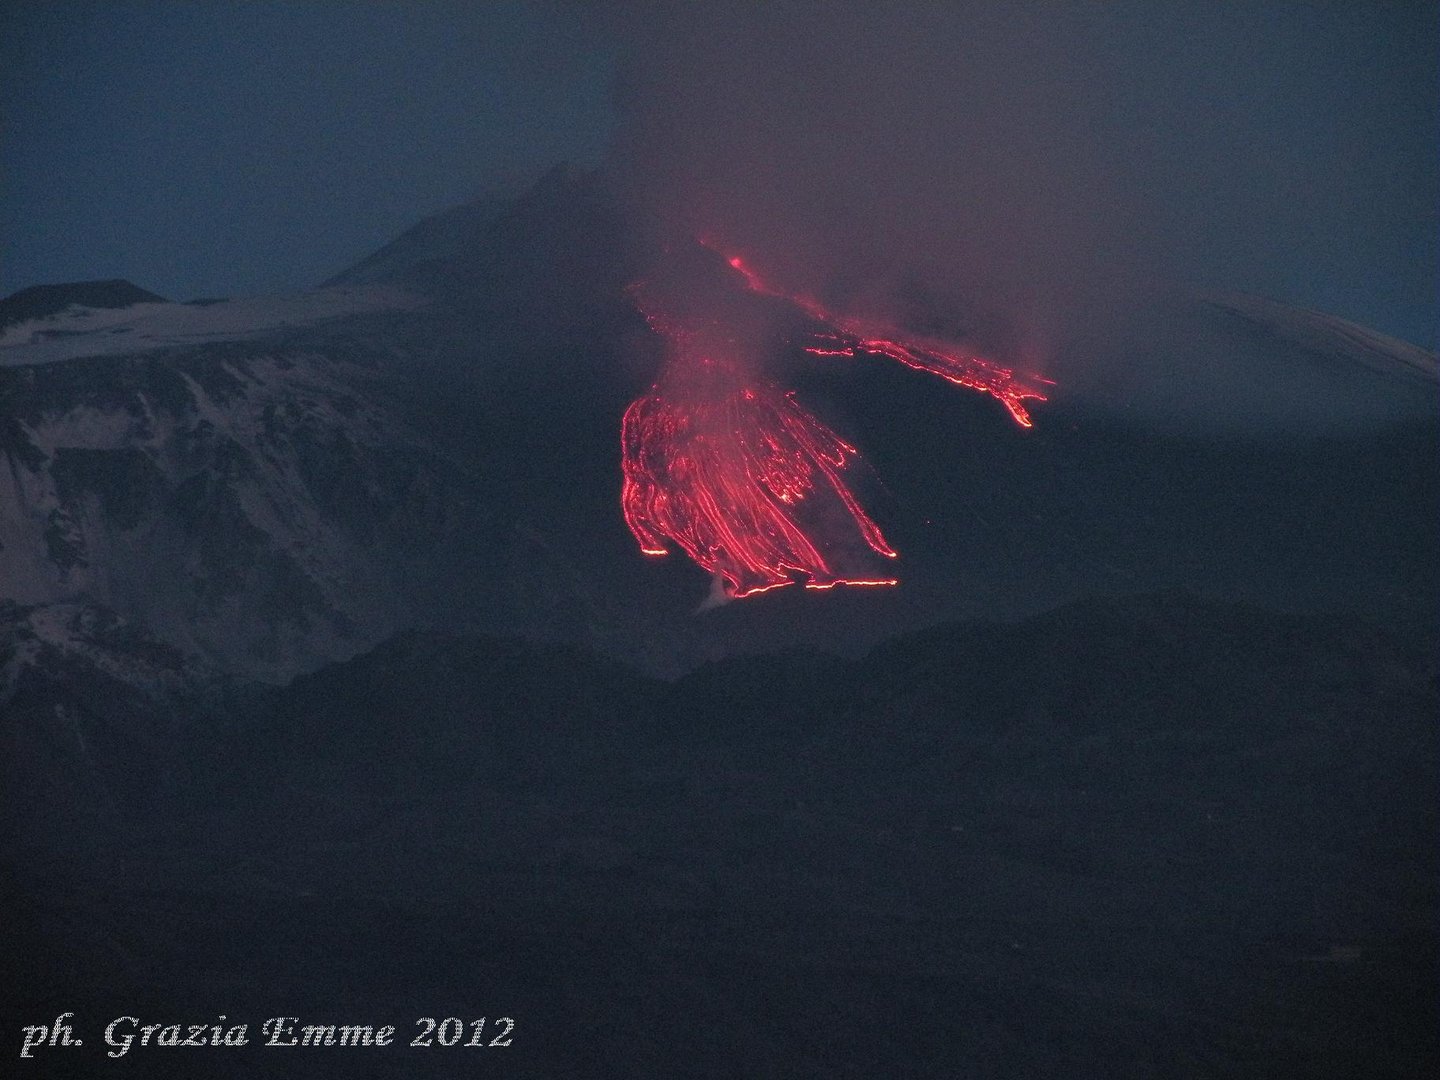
[2,594,1436,1078]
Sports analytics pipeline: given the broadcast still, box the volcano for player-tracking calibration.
[0,164,1435,681]
[2,164,1437,1079]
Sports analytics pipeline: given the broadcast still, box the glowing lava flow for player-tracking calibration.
[621,361,898,599]
[717,248,1050,427]
[622,243,1053,600]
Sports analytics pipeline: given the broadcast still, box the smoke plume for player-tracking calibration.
[598,1,1437,384]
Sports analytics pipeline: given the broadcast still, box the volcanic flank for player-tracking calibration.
[0,166,1435,680]
[3,5,1434,1075]
[617,236,1062,600]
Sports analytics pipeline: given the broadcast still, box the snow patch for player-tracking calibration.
[0,285,427,366]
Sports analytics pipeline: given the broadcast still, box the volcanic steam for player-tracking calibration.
[621,244,1049,600]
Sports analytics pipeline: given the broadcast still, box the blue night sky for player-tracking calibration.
[1,1,614,301]
[2,1,1435,348]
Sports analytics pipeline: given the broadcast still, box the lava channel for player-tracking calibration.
[622,241,1052,600]
[621,357,898,600]
[714,245,1051,427]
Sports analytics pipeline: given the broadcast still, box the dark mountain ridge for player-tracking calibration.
[3,592,1434,1077]
[1,176,1435,1077]
[0,279,167,331]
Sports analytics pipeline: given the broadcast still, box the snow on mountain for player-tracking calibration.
[0,284,425,367]
[0,333,490,682]
[1202,291,1438,386]
[0,598,213,711]
[0,167,1434,691]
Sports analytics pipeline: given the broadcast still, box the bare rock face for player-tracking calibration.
[0,340,482,682]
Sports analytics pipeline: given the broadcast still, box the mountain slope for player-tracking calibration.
[0,166,1434,687]
[0,332,494,679]
[4,595,1434,1078]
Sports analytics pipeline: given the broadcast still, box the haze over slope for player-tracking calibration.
[601,2,1437,355]
[0,168,1434,682]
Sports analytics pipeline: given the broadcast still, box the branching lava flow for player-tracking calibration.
[717,247,1050,427]
[621,241,1051,599]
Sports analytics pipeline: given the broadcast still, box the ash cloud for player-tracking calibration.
[597,1,1437,404]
